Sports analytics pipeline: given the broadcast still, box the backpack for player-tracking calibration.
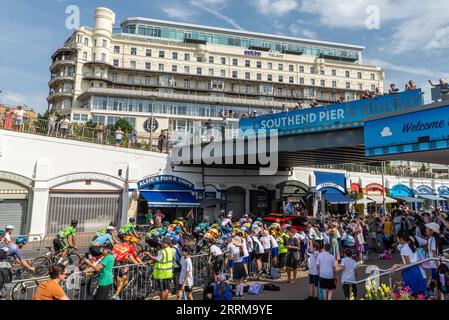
[437,263,449,294]
[248,283,263,295]
[0,247,8,261]
[263,283,280,291]
[270,266,281,280]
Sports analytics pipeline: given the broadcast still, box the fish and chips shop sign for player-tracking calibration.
[138,175,195,190]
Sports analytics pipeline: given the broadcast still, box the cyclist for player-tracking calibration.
[4,225,14,245]
[7,237,35,274]
[118,217,139,241]
[111,235,143,300]
[89,226,116,258]
[53,219,79,263]
[93,222,117,241]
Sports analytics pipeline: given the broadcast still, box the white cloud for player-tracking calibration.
[189,0,244,30]
[381,127,393,137]
[364,58,449,79]
[250,0,298,16]
[298,0,449,52]
[289,23,317,39]
[162,7,195,20]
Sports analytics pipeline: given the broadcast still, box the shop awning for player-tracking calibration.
[356,197,374,204]
[394,196,423,203]
[418,195,446,201]
[141,191,200,208]
[367,195,398,204]
[439,195,449,200]
[322,193,355,204]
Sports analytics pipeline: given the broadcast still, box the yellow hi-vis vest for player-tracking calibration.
[278,234,288,254]
[153,247,173,280]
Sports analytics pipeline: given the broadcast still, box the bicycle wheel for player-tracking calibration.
[10,280,39,300]
[31,256,52,277]
[66,253,82,267]
[135,243,144,253]
[137,250,151,263]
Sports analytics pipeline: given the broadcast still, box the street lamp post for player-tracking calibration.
[149,95,157,151]
[381,161,386,211]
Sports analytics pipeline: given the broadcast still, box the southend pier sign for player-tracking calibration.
[239,89,423,136]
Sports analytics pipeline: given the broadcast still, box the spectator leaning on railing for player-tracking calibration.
[429,79,449,101]
[389,83,400,94]
[14,105,27,131]
[405,80,417,91]
[59,115,70,138]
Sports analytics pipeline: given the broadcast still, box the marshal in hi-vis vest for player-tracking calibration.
[153,247,173,280]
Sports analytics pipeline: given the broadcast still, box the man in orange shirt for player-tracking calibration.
[32,264,70,300]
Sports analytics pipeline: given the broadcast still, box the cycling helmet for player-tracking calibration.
[162,236,173,244]
[129,217,136,223]
[163,221,170,226]
[106,226,115,231]
[5,225,14,230]
[15,236,28,245]
[70,219,78,227]
[123,235,139,243]
[0,229,6,236]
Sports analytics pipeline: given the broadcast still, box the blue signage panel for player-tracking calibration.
[364,103,449,150]
[415,185,434,195]
[438,186,449,195]
[239,90,423,136]
[314,171,347,194]
[390,184,414,197]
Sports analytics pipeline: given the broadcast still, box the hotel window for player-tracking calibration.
[278,75,283,82]
[357,72,362,79]
[231,84,237,92]
[84,38,89,46]
[172,52,178,60]
[146,49,152,57]
[83,52,87,60]
[114,45,120,53]
[209,56,214,63]
[320,69,325,75]
[184,53,190,61]
[197,67,202,75]
[267,74,273,81]
[130,60,136,69]
[358,83,363,90]
[145,62,151,70]
[184,79,190,89]
[300,78,305,85]
[321,79,325,87]
[289,64,294,72]
[345,71,350,78]
[245,72,250,80]
[289,76,294,83]
[172,65,178,72]
[113,59,119,67]
[332,69,337,76]
[371,84,376,91]
[102,39,107,48]
[256,61,262,68]
[278,64,283,71]
[346,82,351,89]
[310,66,315,74]
[197,56,203,62]
[159,50,165,58]
[371,73,375,80]
[101,53,106,61]
[184,66,190,74]
[232,58,238,66]
[232,70,238,78]
[332,80,337,88]
[131,47,137,55]
[159,63,164,71]
[145,76,151,85]
[299,66,304,73]
[256,73,262,80]
[208,68,214,76]
[220,69,226,77]
[128,75,134,84]
[76,34,82,43]
[310,79,315,86]
[268,62,273,70]
[73,113,81,121]
[245,60,250,67]
[221,57,226,64]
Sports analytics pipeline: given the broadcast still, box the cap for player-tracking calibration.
[106,226,115,231]
[425,222,440,234]
[5,225,14,230]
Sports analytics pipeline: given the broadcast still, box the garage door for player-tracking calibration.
[46,193,122,234]
[0,200,27,234]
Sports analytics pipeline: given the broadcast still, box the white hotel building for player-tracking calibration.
[48,7,384,139]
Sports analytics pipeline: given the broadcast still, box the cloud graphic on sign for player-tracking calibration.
[380,127,393,137]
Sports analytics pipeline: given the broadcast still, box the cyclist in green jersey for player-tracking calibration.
[53,219,79,262]
[93,222,118,242]
[119,218,139,241]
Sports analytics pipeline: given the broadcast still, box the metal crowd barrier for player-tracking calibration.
[3,253,210,300]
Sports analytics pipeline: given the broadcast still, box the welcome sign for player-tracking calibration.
[364,103,449,149]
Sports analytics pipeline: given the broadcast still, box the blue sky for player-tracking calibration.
[0,0,448,113]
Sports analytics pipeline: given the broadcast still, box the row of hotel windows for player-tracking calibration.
[72,113,137,127]
[95,68,376,91]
